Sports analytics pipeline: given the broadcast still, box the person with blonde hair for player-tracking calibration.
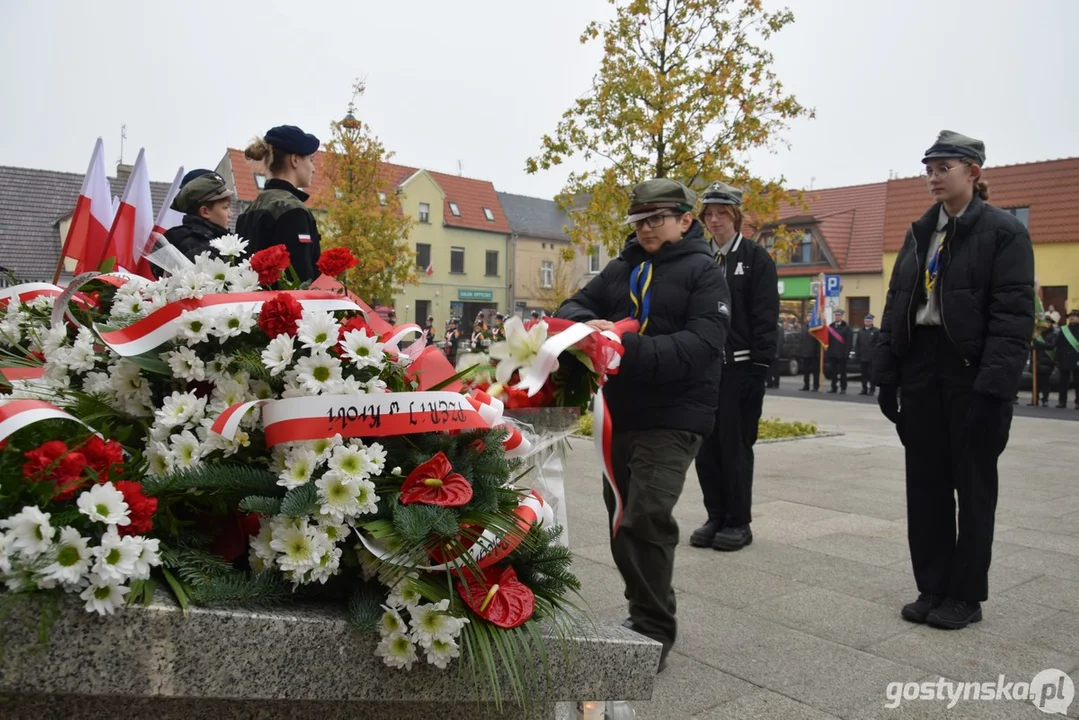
[874,131,1034,629]
[236,125,322,281]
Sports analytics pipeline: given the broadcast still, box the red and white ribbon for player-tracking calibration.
[0,366,46,384]
[97,290,362,356]
[357,489,554,572]
[593,389,622,536]
[0,399,95,444]
[466,389,531,459]
[0,283,64,307]
[381,323,422,351]
[514,319,630,398]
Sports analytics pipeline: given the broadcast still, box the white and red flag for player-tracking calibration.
[99,148,155,278]
[57,138,115,279]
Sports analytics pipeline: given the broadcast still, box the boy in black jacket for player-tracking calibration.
[690,181,779,552]
[557,179,729,671]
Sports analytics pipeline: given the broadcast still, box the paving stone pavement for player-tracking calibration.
[563,393,1079,719]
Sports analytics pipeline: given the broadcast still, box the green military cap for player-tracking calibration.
[171,172,234,214]
[625,178,697,224]
[922,130,986,166]
[700,180,743,207]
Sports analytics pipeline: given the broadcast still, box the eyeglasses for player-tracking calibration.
[924,164,964,180]
[634,213,679,230]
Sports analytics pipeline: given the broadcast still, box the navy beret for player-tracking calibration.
[180,168,214,187]
[265,125,320,156]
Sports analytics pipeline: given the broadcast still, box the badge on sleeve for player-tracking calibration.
[298,234,312,244]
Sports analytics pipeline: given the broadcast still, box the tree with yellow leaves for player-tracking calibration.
[314,81,417,305]
[526,0,812,257]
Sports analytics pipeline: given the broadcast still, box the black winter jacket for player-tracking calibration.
[873,196,1035,400]
[799,326,820,358]
[710,234,779,367]
[825,321,852,360]
[557,222,730,436]
[236,179,322,282]
[1057,322,1079,371]
[164,216,230,263]
[854,326,880,362]
[1034,328,1058,373]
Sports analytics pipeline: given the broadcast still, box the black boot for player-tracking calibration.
[799,385,809,392]
[858,389,869,396]
[827,388,838,394]
[840,388,847,394]
[926,598,983,629]
[712,525,752,551]
[690,518,723,548]
[900,593,944,623]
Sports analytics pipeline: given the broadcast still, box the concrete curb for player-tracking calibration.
[568,431,844,444]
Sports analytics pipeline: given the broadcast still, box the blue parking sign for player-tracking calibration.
[824,274,841,297]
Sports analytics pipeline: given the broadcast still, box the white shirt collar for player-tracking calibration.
[936,202,971,232]
[711,232,741,257]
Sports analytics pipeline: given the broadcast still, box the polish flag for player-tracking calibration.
[425,263,434,276]
[100,148,155,278]
[59,138,115,277]
[153,165,185,237]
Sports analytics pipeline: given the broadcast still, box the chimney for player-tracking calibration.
[116,163,133,182]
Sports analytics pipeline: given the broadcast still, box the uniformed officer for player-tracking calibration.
[236,125,322,281]
[874,130,1034,629]
[826,308,852,393]
[856,314,880,395]
[691,181,779,552]
[164,172,235,262]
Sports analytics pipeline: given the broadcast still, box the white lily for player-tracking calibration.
[488,316,548,385]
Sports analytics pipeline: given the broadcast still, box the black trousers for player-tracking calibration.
[604,429,702,651]
[694,364,763,529]
[1059,369,1078,406]
[767,359,782,388]
[860,361,875,392]
[898,328,1011,603]
[1035,370,1051,402]
[802,356,819,389]
[829,357,847,390]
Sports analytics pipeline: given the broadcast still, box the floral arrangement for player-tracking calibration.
[0,239,580,700]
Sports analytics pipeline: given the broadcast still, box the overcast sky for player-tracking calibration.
[2,0,1077,198]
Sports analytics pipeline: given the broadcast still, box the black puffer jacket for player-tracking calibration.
[1057,322,1079,371]
[873,196,1035,400]
[164,216,230,263]
[557,221,730,436]
[713,234,779,367]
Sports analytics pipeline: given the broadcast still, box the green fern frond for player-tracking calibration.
[238,495,283,515]
[185,572,290,607]
[279,484,319,517]
[141,464,279,498]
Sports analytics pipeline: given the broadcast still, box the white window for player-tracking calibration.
[419,202,430,223]
[378,192,387,206]
[483,207,495,222]
[589,251,601,274]
[254,173,266,189]
[449,202,461,217]
[540,260,554,289]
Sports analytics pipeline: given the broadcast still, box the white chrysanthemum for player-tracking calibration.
[308,542,342,585]
[327,376,366,395]
[193,253,231,288]
[62,328,98,373]
[248,378,274,400]
[178,308,213,344]
[82,371,112,395]
[38,527,93,587]
[0,531,11,574]
[169,430,203,469]
[205,354,233,383]
[129,537,162,581]
[296,309,340,352]
[385,578,423,610]
[380,605,408,637]
[376,632,418,670]
[249,520,276,567]
[210,233,249,258]
[80,573,129,616]
[77,483,131,527]
[353,478,379,516]
[261,334,295,376]
[0,506,55,559]
[164,346,207,382]
[226,264,261,292]
[269,525,321,573]
[278,447,319,489]
[363,442,387,475]
[146,441,173,476]
[339,329,386,368]
[363,378,389,394]
[155,391,207,429]
[307,435,343,462]
[295,352,343,394]
[215,306,257,340]
[92,527,139,582]
[327,444,369,479]
[211,377,248,411]
[316,520,349,544]
[168,270,213,301]
[410,600,466,649]
[111,292,151,320]
[315,471,362,521]
[424,636,461,670]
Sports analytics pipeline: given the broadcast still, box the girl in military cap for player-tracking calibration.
[874,130,1035,629]
[236,125,322,281]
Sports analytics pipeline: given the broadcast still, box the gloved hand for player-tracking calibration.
[878,384,900,424]
[745,363,769,396]
[967,392,1009,452]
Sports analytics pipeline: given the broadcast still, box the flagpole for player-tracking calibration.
[1031,347,1038,405]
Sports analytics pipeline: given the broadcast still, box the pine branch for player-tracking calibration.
[238,495,283,515]
[185,572,290,608]
[346,582,385,633]
[141,464,279,498]
[392,503,459,546]
[163,545,237,587]
[279,484,319,517]
[509,526,580,602]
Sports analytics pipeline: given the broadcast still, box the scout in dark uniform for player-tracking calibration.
[1055,309,1079,408]
[826,308,852,393]
[164,172,235,262]
[874,131,1034,629]
[557,179,729,671]
[691,181,779,552]
[236,125,322,282]
[856,314,880,395]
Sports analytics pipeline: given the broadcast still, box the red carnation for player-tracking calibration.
[114,481,158,536]
[250,244,292,285]
[258,292,304,338]
[80,436,124,483]
[317,247,359,278]
[23,440,89,500]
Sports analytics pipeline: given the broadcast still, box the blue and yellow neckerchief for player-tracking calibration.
[629,260,653,333]
[925,232,946,297]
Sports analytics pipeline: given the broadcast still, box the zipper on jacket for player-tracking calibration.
[905,224,920,342]
[937,223,970,366]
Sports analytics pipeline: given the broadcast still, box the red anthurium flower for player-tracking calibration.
[399,451,473,507]
[456,566,535,629]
